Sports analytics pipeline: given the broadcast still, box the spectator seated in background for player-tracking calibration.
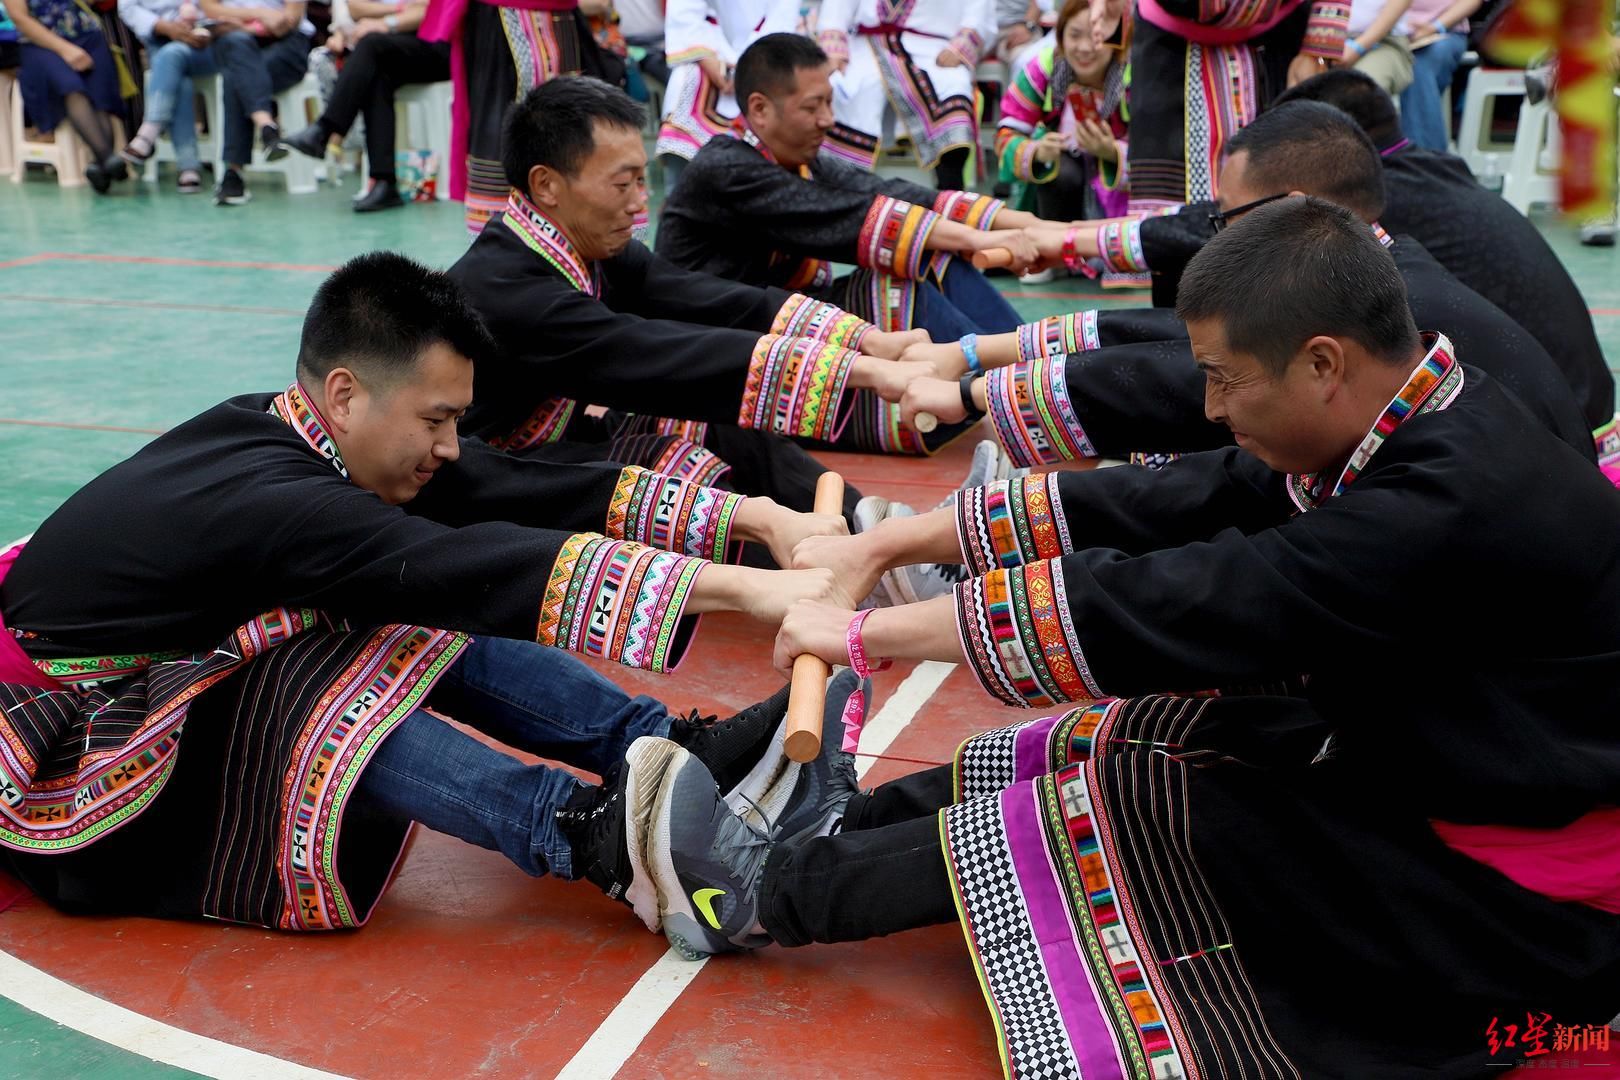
[813,0,997,190]
[200,0,312,205]
[280,0,448,212]
[1342,0,1414,95]
[117,0,214,192]
[1395,0,1479,151]
[994,0,1130,282]
[651,0,799,196]
[991,0,1052,67]
[3,0,130,192]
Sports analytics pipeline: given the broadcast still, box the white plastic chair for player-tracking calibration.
[1456,66,1525,189]
[1500,94,1561,214]
[386,80,452,200]
[9,71,89,186]
[0,70,16,179]
[222,72,321,192]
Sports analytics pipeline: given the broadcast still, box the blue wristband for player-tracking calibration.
[959,333,983,375]
[1347,38,1368,57]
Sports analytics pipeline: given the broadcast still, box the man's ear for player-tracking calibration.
[323,367,361,432]
[1301,335,1347,399]
[526,164,561,208]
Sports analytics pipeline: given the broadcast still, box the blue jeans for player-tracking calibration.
[353,636,675,879]
[145,40,218,171]
[211,29,311,166]
[910,256,1025,339]
[1399,31,1468,151]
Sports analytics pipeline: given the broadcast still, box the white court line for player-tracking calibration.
[554,660,958,1080]
[0,949,352,1079]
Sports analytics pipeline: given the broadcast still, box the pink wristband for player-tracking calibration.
[846,608,877,676]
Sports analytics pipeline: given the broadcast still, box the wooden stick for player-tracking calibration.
[971,248,1014,270]
[783,471,846,763]
[913,412,939,433]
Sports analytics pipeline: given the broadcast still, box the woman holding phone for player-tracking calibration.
[994,0,1131,280]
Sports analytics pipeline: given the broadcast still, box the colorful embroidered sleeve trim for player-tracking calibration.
[1099,142,1128,191]
[956,474,1074,576]
[857,196,941,279]
[488,396,578,451]
[770,293,876,354]
[984,354,1097,467]
[944,27,984,68]
[954,562,1102,708]
[665,44,721,65]
[1096,220,1148,274]
[604,467,743,564]
[933,190,1006,230]
[816,28,850,63]
[738,334,858,441]
[1016,311,1100,364]
[537,535,704,673]
[1302,1,1351,58]
[995,126,1054,184]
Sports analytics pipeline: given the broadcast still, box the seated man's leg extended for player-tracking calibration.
[354,637,790,887]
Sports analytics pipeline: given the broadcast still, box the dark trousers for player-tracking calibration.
[320,31,450,180]
[759,765,959,946]
[1034,152,1102,221]
[213,29,312,165]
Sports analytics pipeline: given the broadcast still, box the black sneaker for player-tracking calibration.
[260,123,288,162]
[646,744,775,958]
[668,684,790,795]
[556,736,688,932]
[214,168,251,206]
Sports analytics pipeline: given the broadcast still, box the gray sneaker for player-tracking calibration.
[765,668,864,844]
[647,744,776,958]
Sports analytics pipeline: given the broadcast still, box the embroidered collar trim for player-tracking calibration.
[741,128,813,179]
[1369,221,1394,248]
[1287,332,1464,512]
[271,382,349,479]
[503,190,599,296]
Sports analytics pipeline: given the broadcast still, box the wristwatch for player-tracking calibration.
[384,12,399,29]
[1023,19,1040,33]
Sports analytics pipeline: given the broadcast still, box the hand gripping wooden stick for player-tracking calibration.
[971,248,1014,270]
[783,470,846,763]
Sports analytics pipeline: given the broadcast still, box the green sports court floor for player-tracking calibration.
[0,162,1617,1080]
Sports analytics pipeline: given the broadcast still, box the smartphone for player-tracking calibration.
[1067,87,1102,128]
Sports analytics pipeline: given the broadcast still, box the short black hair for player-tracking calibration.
[1271,68,1402,147]
[297,252,496,387]
[502,75,645,189]
[734,33,828,112]
[1222,100,1386,219]
[1175,196,1420,376]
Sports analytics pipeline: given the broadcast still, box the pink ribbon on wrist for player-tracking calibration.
[840,609,890,753]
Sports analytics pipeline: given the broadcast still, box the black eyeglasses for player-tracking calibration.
[1208,192,1290,232]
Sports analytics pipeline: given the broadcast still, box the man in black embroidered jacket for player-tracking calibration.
[0,253,848,934]
[891,101,1598,471]
[636,197,1620,1080]
[447,75,972,508]
[655,33,1054,454]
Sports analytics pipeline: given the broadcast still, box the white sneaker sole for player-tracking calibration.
[621,736,689,933]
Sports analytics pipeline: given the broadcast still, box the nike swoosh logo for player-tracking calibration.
[693,887,726,930]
